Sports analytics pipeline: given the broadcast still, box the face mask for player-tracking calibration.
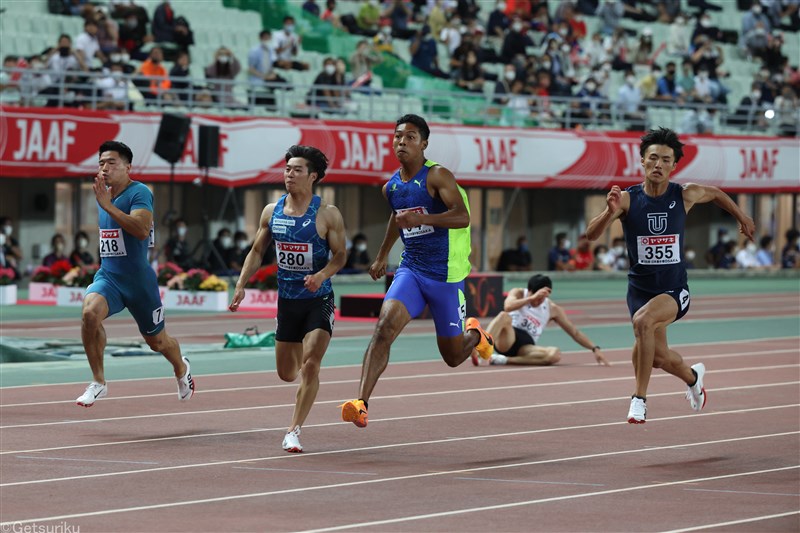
[151,57,160,64]
[262,40,271,49]
[177,227,187,237]
[685,250,696,261]
[110,54,121,62]
[237,240,248,250]
[59,47,70,57]
[613,245,624,255]
[746,243,758,253]
[721,234,731,243]
[698,71,708,79]
[561,44,571,54]
[541,62,551,69]
[3,225,12,236]
[558,28,568,36]
[586,82,597,92]
[602,63,612,72]
[381,26,391,35]
[700,19,711,28]
[285,24,295,33]
[497,1,506,10]
[78,238,88,248]
[752,90,761,99]
[752,6,761,13]
[0,234,5,246]
[126,18,138,28]
[218,55,230,63]
[31,62,43,70]
[563,240,572,249]
[676,17,685,25]
[519,243,528,252]
[504,70,516,81]
[220,236,233,248]
[324,64,336,75]
[120,53,129,62]
[111,71,123,80]
[512,22,523,32]
[356,243,367,252]
[626,75,636,85]
[55,243,64,253]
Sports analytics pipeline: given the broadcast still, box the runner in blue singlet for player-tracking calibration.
[586,128,755,424]
[230,145,347,453]
[340,114,494,429]
[76,141,194,408]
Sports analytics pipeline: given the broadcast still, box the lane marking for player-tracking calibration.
[661,511,800,533]
[232,466,377,476]
[14,455,158,465]
[2,436,797,526]
[453,476,605,487]
[1,405,796,487]
[683,488,800,497]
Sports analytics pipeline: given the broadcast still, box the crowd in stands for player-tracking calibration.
[0,0,798,134]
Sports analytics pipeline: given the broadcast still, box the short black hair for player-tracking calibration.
[285,145,329,183]
[99,140,133,164]
[353,233,366,242]
[527,274,552,294]
[396,114,430,140]
[259,29,271,39]
[555,232,567,243]
[759,235,773,248]
[640,127,685,163]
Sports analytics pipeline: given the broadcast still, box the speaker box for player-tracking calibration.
[153,113,191,164]
[198,125,220,168]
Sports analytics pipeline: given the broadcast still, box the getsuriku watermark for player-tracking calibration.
[0,523,80,533]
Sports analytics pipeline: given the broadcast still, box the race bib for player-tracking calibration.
[99,228,127,257]
[276,241,313,271]
[637,234,680,265]
[396,206,434,239]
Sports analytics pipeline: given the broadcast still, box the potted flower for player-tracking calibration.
[164,268,229,311]
[57,264,99,307]
[241,264,279,311]
[0,267,17,305]
[156,262,183,300]
[29,265,58,303]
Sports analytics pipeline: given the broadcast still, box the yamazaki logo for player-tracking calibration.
[278,243,308,252]
[739,148,779,179]
[101,230,119,238]
[641,236,676,245]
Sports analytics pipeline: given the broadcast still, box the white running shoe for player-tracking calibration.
[489,354,508,365]
[686,363,707,412]
[76,382,107,407]
[627,396,646,424]
[282,426,303,453]
[177,357,195,401]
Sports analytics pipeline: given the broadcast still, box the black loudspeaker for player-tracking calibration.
[198,125,220,168]
[153,113,191,164]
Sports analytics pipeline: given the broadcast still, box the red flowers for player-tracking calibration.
[246,264,278,291]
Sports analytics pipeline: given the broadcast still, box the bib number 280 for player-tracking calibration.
[276,241,313,272]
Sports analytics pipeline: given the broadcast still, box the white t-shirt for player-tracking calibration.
[75,32,100,63]
[509,291,551,344]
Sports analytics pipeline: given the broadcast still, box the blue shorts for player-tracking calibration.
[627,284,691,323]
[86,268,165,336]
[385,266,466,338]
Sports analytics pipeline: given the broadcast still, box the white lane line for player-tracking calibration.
[2,336,796,390]
[2,436,797,526]
[683,488,800,497]
[661,511,800,533]
[232,466,377,476]
[2,347,798,408]
[453,476,605,487]
[2,364,797,430]
[14,455,158,465]
[1,405,796,487]
[298,467,800,533]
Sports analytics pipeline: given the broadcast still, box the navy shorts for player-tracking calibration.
[385,266,466,338]
[85,268,165,336]
[497,327,535,357]
[627,284,691,322]
[276,292,335,342]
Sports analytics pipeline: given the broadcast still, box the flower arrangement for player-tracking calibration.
[157,262,183,286]
[245,264,278,291]
[30,260,81,285]
[166,268,228,292]
[0,267,16,286]
[62,264,99,287]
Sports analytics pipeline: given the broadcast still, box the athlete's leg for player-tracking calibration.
[358,299,412,402]
[485,311,516,353]
[143,329,187,378]
[81,293,110,384]
[505,345,561,365]
[652,327,696,385]
[630,294,679,398]
[436,330,484,367]
[283,329,331,430]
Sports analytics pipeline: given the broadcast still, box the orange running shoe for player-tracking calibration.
[340,399,368,428]
[466,317,494,360]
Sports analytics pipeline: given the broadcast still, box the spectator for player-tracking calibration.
[205,47,241,106]
[440,15,463,57]
[632,27,656,65]
[596,0,625,35]
[343,233,370,273]
[486,0,511,40]
[94,62,130,110]
[592,244,614,271]
[676,57,697,100]
[691,12,723,44]
[684,246,696,269]
[570,77,608,127]
[500,78,532,126]
[449,31,478,72]
[349,39,382,88]
[307,57,346,110]
[547,232,573,271]
[706,227,731,268]
[43,34,88,107]
[500,17,533,63]
[667,12,691,57]
[717,241,737,269]
[741,0,772,57]
[75,19,106,66]
[761,32,787,73]
[410,25,449,78]
[773,85,799,137]
[756,235,776,268]
[0,217,22,278]
[209,228,234,275]
[321,0,342,29]
[570,234,593,270]
[735,241,761,269]
[106,47,134,74]
[134,46,170,102]
[382,0,415,39]
[373,20,396,54]
[497,235,532,271]
[656,60,683,102]
[616,69,645,130]
[152,0,176,44]
[117,9,150,60]
[427,0,448,38]
[274,16,310,70]
[656,0,680,23]
[356,0,381,36]
[493,63,518,105]
[727,81,766,129]
[247,30,287,109]
[70,230,94,267]
[230,231,251,272]
[782,228,800,268]
[93,5,119,56]
[608,27,632,71]
[163,218,193,270]
[18,56,53,106]
[639,63,661,101]
[456,0,480,22]
[303,0,321,17]
[173,16,195,53]
[169,51,191,101]
[454,50,485,93]
[611,236,628,270]
[42,234,69,267]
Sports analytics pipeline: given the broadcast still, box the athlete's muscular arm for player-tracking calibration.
[229,203,275,311]
[304,204,347,292]
[585,186,629,241]
[682,183,755,241]
[550,302,611,366]
[503,287,551,312]
[394,166,469,230]
[369,184,401,281]
[93,174,152,240]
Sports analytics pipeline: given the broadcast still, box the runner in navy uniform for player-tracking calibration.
[229,145,347,453]
[586,128,755,424]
